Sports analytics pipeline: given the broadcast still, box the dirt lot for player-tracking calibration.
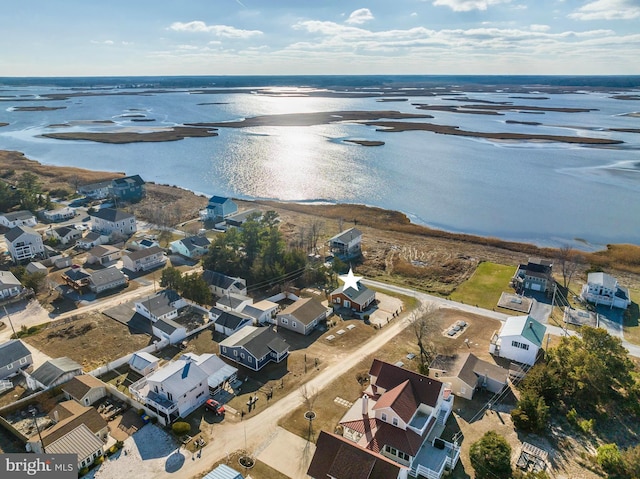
[22,312,152,371]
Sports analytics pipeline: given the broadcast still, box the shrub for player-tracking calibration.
[470,431,512,479]
[566,407,578,424]
[171,421,191,436]
[92,456,104,466]
[579,418,594,434]
[596,443,623,474]
[79,467,89,476]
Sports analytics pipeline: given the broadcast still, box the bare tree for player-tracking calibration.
[308,219,324,254]
[409,303,440,374]
[300,384,318,442]
[556,245,585,289]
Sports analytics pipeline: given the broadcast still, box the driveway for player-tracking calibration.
[256,427,316,478]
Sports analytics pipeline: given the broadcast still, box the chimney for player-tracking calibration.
[53,410,59,423]
[362,394,369,416]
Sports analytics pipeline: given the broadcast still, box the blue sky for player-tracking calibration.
[2,0,639,76]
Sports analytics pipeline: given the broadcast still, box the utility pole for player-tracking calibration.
[3,306,17,338]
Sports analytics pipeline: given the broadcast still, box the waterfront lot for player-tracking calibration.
[449,262,516,312]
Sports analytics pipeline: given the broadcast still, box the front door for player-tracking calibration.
[343,300,351,308]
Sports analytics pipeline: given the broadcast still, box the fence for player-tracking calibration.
[87,338,170,378]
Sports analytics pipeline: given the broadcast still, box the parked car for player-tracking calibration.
[205,399,225,415]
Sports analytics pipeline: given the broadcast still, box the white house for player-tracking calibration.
[43,207,75,222]
[0,271,23,300]
[129,352,160,376]
[202,270,247,296]
[241,299,279,324]
[213,310,253,337]
[581,272,631,309]
[135,290,187,322]
[0,210,37,228]
[122,246,167,272]
[328,227,362,259]
[5,225,45,263]
[489,315,547,366]
[337,359,457,479]
[90,208,137,236]
[200,196,238,221]
[44,226,82,245]
[169,235,210,258]
[76,231,109,250]
[215,293,253,313]
[152,318,187,344]
[129,353,236,425]
[78,180,112,199]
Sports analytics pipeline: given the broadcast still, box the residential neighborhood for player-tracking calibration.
[0,172,639,479]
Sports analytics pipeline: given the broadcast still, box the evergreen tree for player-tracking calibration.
[469,431,512,479]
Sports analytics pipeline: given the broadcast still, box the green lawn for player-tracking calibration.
[449,262,515,311]
[623,288,640,345]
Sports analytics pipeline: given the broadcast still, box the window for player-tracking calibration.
[292,321,297,328]
[399,451,410,461]
[221,346,226,353]
[281,318,288,325]
[381,413,387,422]
[7,363,12,370]
[511,340,530,350]
[234,350,238,357]
[167,393,173,401]
[240,353,245,359]
[19,358,27,365]
[392,417,399,426]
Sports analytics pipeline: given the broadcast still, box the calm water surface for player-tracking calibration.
[1,86,639,248]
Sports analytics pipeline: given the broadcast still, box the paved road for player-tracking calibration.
[153,291,422,479]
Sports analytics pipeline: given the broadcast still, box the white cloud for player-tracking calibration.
[168,21,263,38]
[530,24,551,32]
[569,0,640,20]
[411,12,418,16]
[91,40,114,45]
[432,0,511,12]
[345,8,374,25]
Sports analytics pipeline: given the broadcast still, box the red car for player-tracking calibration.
[205,399,225,415]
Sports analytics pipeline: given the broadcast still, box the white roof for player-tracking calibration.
[219,326,257,347]
[129,352,159,369]
[146,358,208,393]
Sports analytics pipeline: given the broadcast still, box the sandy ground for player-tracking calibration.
[90,424,181,479]
[0,300,52,342]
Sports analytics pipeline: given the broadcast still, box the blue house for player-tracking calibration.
[110,175,146,203]
[219,326,289,371]
[202,196,238,221]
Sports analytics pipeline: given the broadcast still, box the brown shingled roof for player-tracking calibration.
[369,359,443,408]
[307,431,403,479]
[38,401,106,447]
[61,375,105,402]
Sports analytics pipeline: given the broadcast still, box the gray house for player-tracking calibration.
[0,340,33,380]
[88,267,128,294]
[26,357,83,391]
[276,297,328,335]
[0,270,24,300]
[219,326,289,371]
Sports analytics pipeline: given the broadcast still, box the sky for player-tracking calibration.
[1,0,639,76]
